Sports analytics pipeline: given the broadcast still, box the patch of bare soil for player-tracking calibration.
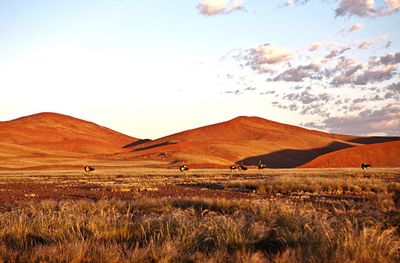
[0,180,256,203]
[0,168,398,207]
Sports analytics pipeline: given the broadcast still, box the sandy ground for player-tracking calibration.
[0,166,399,204]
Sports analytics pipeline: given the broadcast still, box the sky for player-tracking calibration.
[0,0,399,139]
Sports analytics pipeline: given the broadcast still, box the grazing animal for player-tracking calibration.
[238,164,248,171]
[230,165,238,171]
[361,163,371,170]
[179,165,189,172]
[258,160,267,170]
[84,166,95,174]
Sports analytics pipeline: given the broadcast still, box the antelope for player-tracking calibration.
[238,164,248,171]
[84,165,95,174]
[179,165,189,172]
[361,163,371,170]
[258,160,267,170]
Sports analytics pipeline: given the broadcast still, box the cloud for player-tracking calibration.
[308,43,323,52]
[223,38,399,134]
[327,52,399,86]
[384,81,400,99]
[284,0,294,6]
[197,0,244,16]
[335,0,376,17]
[249,44,293,64]
[283,88,331,104]
[329,56,397,86]
[232,41,398,86]
[385,0,400,12]
[321,103,400,136]
[259,90,276,95]
[277,87,332,117]
[348,23,364,33]
[283,0,311,7]
[273,63,321,82]
[244,44,294,74]
[273,102,300,111]
[354,65,396,85]
[325,45,351,59]
[358,39,375,49]
[335,0,400,17]
[387,82,400,93]
[379,52,400,65]
[224,89,242,95]
[281,0,400,17]
[357,35,390,50]
[330,65,363,86]
[301,121,324,130]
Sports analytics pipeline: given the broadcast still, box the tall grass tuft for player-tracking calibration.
[0,197,399,262]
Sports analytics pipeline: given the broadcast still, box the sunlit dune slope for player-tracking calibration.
[301,141,400,168]
[2,113,399,169]
[0,112,138,155]
[120,116,359,167]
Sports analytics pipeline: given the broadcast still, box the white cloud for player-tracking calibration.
[197,0,244,16]
[308,43,322,52]
[348,23,364,33]
[335,0,400,17]
[358,39,375,49]
[249,44,293,65]
[335,0,375,17]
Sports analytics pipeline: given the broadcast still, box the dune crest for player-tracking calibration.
[1,113,399,169]
[0,112,138,155]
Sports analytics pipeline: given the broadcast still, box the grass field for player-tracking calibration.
[0,167,399,262]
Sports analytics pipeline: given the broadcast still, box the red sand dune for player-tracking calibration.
[301,141,400,168]
[0,112,137,156]
[120,116,364,167]
[1,113,399,169]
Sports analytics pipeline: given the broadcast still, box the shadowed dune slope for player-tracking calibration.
[301,141,400,168]
[238,141,355,168]
[0,112,138,155]
[120,116,362,167]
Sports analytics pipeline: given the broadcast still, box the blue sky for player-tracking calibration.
[1,0,399,138]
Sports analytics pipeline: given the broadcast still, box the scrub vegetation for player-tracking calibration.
[0,168,399,262]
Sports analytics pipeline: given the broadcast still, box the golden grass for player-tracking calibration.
[0,197,399,262]
[0,168,399,262]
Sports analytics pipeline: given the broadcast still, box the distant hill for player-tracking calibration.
[1,113,399,169]
[119,116,367,168]
[301,140,400,168]
[0,112,138,156]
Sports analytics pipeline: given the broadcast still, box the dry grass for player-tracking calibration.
[0,168,399,262]
[0,198,399,262]
[224,175,397,195]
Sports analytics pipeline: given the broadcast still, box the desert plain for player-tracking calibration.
[0,113,399,262]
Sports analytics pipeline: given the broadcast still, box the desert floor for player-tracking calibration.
[0,165,398,203]
[0,166,399,262]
